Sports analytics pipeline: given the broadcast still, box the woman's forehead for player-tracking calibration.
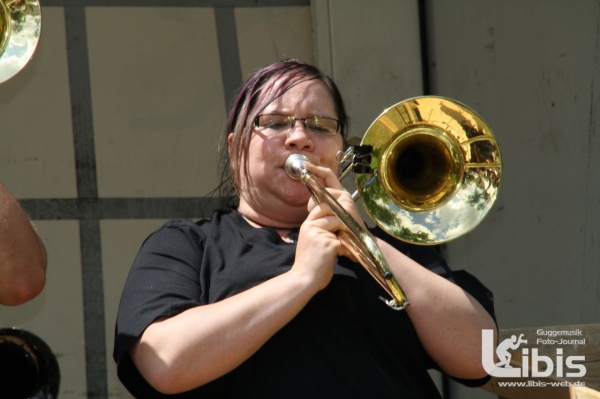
[259,78,333,113]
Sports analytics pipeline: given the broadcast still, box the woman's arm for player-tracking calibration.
[0,183,47,306]
[129,205,343,394]
[377,238,497,380]
[307,162,496,380]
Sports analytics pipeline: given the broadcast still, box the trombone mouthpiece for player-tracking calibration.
[285,154,309,180]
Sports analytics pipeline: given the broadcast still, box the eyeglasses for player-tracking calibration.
[254,114,340,136]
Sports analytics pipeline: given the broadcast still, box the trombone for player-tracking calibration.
[286,96,502,310]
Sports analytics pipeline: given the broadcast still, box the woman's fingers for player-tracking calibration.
[303,161,368,234]
[303,201,360,264]
[303,162,344,190]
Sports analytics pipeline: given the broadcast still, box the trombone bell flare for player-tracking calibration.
[283,96,501,309]
[0,0,42,84]
[357,96,502,245]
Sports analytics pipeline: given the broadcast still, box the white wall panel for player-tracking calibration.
[313,0,424,139]
[0,8,76,199]
[236,6,314,77]
[87,8,224,198]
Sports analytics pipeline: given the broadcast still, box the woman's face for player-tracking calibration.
[232,78,344,223]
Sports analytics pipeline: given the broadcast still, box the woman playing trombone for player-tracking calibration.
[114,59,497,398]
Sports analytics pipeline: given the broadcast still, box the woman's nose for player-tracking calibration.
[285,123,314,150]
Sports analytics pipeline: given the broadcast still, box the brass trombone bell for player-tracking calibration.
[352,96,502,245]
[285,96,501,309]
[0,0,42,84]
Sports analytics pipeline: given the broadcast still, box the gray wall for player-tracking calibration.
[428,0,600,330]
[0,1,598,398]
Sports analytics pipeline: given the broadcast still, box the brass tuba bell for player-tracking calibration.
[0,0,42,84]
[0,327,60,398]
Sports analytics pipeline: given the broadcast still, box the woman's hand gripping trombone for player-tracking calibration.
[285,154,409,309]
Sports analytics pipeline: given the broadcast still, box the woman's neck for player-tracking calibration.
[236,209,300,243]
[236,200,304,230]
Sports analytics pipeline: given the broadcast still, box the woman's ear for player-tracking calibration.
[227,133,235,153]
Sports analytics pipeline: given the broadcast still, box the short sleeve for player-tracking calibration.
[113,219,205,364]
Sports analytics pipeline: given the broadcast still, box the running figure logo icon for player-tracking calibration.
[495,334,527,367]
[482,329,528,377]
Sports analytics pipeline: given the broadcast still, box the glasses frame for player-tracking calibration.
[254,114,341,136]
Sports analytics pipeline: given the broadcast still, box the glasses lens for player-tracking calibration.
[257,115,292,134]
[256,115,339,136]
[306,116,339,135]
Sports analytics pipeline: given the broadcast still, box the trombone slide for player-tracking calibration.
[285,154,409,310]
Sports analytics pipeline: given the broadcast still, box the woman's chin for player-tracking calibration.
[276,177,310,200]
[281,189,311,206]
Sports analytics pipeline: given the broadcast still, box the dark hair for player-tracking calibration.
[215,59,348,209]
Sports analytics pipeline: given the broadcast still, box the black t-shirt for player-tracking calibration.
[113,210,494,398]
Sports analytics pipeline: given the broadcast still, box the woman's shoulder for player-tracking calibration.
[136,211,235,257]
[157,209,239,237]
